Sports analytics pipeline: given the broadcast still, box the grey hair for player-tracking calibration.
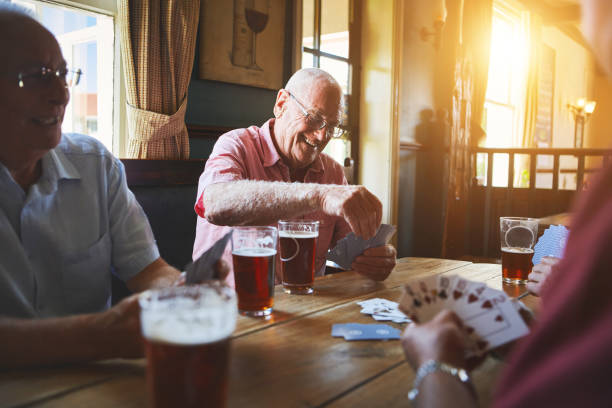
[285,68,344,122]
[0,1,35,18]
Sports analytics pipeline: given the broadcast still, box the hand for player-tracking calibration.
[527,256,560,296]
[352,244,396,281]
[173,259,231,286]
[319,185,382,239]
[92,294,144,359]
[401,310,472,370]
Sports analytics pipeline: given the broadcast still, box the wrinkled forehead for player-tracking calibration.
[0,15,64,71]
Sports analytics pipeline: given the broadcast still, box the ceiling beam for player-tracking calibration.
[541,5,581,24]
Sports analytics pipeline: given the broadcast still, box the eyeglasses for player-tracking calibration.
[17,66,83,89]
[288,91,344,139]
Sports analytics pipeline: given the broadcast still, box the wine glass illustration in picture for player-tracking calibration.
[244,0,270,70]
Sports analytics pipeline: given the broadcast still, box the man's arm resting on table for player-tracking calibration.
[0,296,142,369]
[203,180,382,239]
[0,258,180,369]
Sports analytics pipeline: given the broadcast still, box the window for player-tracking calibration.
[479,0,530,187]
[12,0,115,153]
[301,0,353,166]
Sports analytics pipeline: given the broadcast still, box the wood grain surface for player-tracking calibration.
[0,258,535,408]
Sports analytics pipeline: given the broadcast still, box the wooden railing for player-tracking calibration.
[469,147,612,257]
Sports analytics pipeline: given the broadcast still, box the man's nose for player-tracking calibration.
[311,126,329,141]
[47,76,70,106]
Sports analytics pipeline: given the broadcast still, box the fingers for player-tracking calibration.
[352,245,396,281]
[526,280,542,297]
[322,185,382,240]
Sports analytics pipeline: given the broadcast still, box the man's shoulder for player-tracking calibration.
[57,133,113,159]
[318,153,346,181]
[216,124,265,148]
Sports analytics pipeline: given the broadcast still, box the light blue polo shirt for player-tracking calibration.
[0,133,160,318]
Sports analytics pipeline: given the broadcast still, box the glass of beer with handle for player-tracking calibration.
[278,220,319,294]
[500,217,539,284]
[139,282,237,408]
[231,226,277,316]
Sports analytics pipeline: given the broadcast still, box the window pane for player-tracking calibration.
[320,56,349,95]
[302,51,315,69]
[302,0,314,50]
[483,103,514,147]
[321,0,349,58]
[12,0,114,152]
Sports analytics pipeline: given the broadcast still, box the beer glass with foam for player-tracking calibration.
[278,220,319,294]
[499,217,539,284]
[139,282,237,408]
[231,226,278,316]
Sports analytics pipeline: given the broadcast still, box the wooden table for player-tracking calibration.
[0,258,536,408]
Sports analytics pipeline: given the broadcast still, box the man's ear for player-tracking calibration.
[274,89,288,118]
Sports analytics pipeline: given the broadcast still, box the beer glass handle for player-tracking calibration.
[280,237,300,262]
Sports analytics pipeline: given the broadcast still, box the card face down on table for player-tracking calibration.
[399,275,530,353]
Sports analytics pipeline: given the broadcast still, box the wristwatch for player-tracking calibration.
[407,359,472,402]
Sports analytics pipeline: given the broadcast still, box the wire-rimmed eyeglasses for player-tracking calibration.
[287,91,344,139]
[17,66,83,89]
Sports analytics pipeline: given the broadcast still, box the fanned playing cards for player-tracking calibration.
[326,224,397,270]
[399,275,530,353]
[184,230,233,284]
[532,225,569,265]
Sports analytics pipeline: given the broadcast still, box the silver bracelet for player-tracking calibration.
[407,359,471,402]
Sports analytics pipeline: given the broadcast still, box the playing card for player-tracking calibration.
[532,225,569,265]
[326,224,397,270]
[332,323,401,340]
[357,298,411,323]
[184,230,233,284]
[400,276,530,352]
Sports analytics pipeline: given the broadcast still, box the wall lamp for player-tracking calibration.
[568,98,596,148]
[420,0,447,50]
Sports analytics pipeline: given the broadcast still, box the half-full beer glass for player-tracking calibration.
[231,226,277,316]
[278,220,319,294]
[499,217,539,284]
[139,283,237,408]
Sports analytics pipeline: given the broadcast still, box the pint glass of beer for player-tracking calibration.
[139,282,237,408]
[231,226,278,316]
[499,217,539,284]
[278,220,319,294]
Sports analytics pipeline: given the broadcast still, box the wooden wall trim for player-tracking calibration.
[121,159,206,186]
[399,141,424,151]
[186,124,234,140]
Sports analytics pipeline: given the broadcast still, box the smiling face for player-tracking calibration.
[272,77,342,170]
[0,15,70,165]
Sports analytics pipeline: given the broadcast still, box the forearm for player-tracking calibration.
[203,180,328,226]
[0,315,120,369]
[413,373,477,408]
[126,258,181,293]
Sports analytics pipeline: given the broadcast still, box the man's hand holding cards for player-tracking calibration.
[399,275,530,354]
[327,224,397,281]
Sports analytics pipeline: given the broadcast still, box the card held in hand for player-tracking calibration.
[326,224,397,270]
[398,274,530,353]
[184,230,233,284]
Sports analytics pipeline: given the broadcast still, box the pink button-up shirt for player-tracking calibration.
[193,119,351,287]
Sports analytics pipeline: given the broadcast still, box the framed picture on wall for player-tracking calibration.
[199,0,286,90]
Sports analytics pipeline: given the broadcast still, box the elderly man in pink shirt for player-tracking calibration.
[193,68,396,287]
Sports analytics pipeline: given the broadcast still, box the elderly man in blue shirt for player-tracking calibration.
[0,4,192,368]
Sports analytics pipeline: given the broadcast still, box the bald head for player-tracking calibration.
[285,68,342,97]
[0,3,49,61]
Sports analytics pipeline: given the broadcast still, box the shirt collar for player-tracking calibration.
[260,118,325,175]
[41,142,81,185]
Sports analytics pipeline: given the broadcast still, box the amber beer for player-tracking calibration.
[279,231,318,294]
[139,284,237,408]
[501,247,534,284]
[232,247,276,315]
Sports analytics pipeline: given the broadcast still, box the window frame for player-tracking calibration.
[296,0,361,180]
[18,0,126,156]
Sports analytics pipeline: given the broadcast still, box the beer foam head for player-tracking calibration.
[501,247,534,254]
[232,247,277,257]
[139,284,237,345]
[279,230,318,239]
